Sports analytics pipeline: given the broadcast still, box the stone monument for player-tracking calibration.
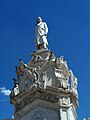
[10,17,79,120]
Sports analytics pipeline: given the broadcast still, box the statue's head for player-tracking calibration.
[36,17,42,23]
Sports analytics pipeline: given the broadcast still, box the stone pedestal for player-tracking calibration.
[10,49,78,120]
[10,17,79,119]
[11,86,78,120]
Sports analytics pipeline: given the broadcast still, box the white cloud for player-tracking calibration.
[0,87,11,96]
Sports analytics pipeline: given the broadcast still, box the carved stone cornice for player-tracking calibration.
[11,86,78,113]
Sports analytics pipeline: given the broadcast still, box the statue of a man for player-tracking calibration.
[35,17,48,49]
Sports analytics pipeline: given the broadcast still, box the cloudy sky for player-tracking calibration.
[0,0,90,119]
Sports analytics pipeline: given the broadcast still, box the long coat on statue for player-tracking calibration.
[35,21,48,46]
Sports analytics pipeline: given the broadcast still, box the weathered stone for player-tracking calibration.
[10,18,78,120]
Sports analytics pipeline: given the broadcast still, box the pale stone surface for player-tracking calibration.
[35,17,48,49]
[68,106,77,120]
[10,19,79,120]
[18,106,59,120]
[69,70,78,97]
[10,48,79,120]
[13,85,19,96]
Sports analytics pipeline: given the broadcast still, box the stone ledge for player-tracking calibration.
[10,86,78,113]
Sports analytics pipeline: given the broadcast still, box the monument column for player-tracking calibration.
[10,17,78,120]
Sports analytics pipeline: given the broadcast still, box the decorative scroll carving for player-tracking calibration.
[12,54,78,101]
[15,90,59,112]
[69,70,78,97]
[31,55,43,64]
[15,88,72,112]
[15,60,42,92]
[48,52,56,61]
[59,97,71,105]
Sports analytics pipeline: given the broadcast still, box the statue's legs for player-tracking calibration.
[43,43,47,48]
[36,43,47,50]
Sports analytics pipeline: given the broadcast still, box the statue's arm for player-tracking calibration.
[44,22,48,35]
[35,26,43,37]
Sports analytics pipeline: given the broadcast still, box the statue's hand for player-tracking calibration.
[42,28,45,31]
[44,34,47,36]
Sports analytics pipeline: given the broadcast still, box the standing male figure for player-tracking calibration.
[35,17,48,49]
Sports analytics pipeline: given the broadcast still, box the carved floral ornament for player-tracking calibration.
[13,88,73,112]
[10,47,78,101]
[10,18,79,120]
[10,56,78,100]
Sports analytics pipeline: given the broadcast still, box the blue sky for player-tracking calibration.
[0,0,90,119]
